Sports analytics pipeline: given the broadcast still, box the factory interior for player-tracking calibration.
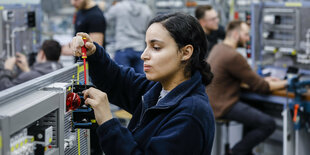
[0,0,310,155]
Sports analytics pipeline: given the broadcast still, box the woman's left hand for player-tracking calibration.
[83,87,113,125]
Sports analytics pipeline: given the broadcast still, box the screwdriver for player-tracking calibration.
[81,37,87,85]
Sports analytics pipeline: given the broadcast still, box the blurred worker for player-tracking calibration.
[195,5,225,55]
[0,40,62,91]
[105,0,152,73]
[206,20,287,155]
[62,0,106,56]
[71,13,215,154]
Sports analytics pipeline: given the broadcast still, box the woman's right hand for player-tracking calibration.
[83,87,113,125]
[71,32,96,57]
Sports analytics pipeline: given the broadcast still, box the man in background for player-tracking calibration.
[105,0,152,73]
[206,20,287,155]
[195,5,225,54]
[0,40,63,91]
[62,0,106,56]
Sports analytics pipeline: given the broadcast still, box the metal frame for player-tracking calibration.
[251,1,310,70]
[0,91,62,155]
[0,63,90,155]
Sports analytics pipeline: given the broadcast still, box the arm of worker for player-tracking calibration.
[0,55,43,91]
[0,57,16,90]
[83,88,207,155]
[97,116,205,155]
[89,32,104,46]
[72,33,154,114]
[88,9,106,46]
[240,78,287,92]
[264,77,287,91]
[61,44,73,56]
[228,53,270,93]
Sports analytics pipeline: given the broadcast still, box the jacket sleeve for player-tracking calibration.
[97,115,206,155]
[87,42,154,114]
[226,53,270,93]
[0,69,41,91]
[0,69,15,91]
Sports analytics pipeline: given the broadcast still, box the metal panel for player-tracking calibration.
[0,63,79,105]
[0,91,60,135]
[0,63,89,155]
[251,2,310,69]
[0,4,41,60]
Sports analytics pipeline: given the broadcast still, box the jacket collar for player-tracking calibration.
[143,71,203,109]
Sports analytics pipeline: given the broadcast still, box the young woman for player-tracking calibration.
[72,12,215,155]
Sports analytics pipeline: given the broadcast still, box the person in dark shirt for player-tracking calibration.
[195,5,225,54]
[0,40,63,91]
[72,0,106,46]
[62,0,106,56]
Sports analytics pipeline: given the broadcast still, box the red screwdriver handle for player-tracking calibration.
[81,37,87,84]
[81,38,87,59]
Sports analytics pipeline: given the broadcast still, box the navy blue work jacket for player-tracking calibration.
[87,43,215,155]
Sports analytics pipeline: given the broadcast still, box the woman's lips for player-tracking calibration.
[144,65,151,71]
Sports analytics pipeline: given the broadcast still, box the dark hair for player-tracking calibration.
[226,20,244,36]
[148,12,213,86]
[195,5,213,20]
[41,40,61,61]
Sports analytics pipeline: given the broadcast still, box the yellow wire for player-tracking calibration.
[78,129,81,155]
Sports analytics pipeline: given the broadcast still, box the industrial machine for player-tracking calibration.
[251,2,310,71]
[250,2,310,155]
[282,74,310,155]
[0,4,41,66]
[0,63,91,155]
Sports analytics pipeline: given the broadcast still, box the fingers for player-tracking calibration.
[16,53,26,62]
[72,33,96,56]
[76,32,93,42]
[15,53,22,57]
[85,42,96,55]
[84,98,96,107]
[4,57,17,70]
[82,87,108,107]
[83,87,98,102]
[71,36,83,56]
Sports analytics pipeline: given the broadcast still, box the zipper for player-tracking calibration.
[132,96,145,133]
[132,96,170,133]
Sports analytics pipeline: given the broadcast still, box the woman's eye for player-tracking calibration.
[153,46,161,50]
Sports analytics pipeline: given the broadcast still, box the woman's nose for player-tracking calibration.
[141,48,149,60]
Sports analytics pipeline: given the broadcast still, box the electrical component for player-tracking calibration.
[0,4,41,62]
[66,92,81,111]
[27,11,36,28]
[9,129,35,155]
[67,84,96,129]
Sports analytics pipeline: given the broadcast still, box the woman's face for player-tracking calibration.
[141,23,184,83]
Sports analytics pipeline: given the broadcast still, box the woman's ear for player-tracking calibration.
[181,45,194,61]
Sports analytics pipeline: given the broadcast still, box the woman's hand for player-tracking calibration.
[71,32,96,57]
[83,87,113,125]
